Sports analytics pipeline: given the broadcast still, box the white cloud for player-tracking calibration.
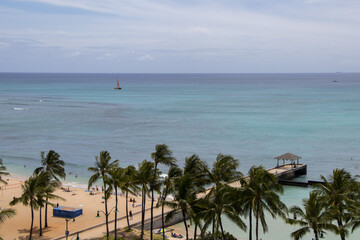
[71,51,80,56]
[0,42,10,48]
[1,0,360,72]
[138,54,154,61]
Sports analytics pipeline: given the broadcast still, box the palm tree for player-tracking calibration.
[240,165,287,240]
[183,154,209,188]
[206,153,242,201]
[209,153,241,185]
[198,184,246,240]
[34,150,66,228]
[88,151,119,239]
[0,208,15,224]
[0,159,16,239]
[107,166,138,240]
[166,173,197,240]
[287,192,337,240]
[135,160,155,240]
[37,191,47,237]
[122,165,139,230]
[37,174,64,237]
[0,158,10,185]
[0,208,15,240]
[150,144,176,240]
[183,154,209,238]
[190,199,205,240]
[158,165,182,240]
[201,153,242,234]
[107,166,123,240]
[10,174,45,240]
[350,209,360,234]
[314,169,358,240]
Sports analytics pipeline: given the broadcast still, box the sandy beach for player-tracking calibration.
[0,174,186,240]
[0,165,303,239]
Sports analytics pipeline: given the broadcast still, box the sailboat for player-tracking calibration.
[114,78,121,90]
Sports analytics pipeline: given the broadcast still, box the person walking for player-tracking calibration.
[129,210,133,220]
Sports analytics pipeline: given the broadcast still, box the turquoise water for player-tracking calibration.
[208,185,360,240]
[1,73,359,181]
[1,73,360,239]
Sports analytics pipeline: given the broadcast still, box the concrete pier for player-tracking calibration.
[268,164,307,181]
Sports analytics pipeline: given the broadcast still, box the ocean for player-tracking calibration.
[1,73,360,239]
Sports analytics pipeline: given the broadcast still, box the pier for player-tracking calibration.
[270,153,307,181]
[227,153,308,189]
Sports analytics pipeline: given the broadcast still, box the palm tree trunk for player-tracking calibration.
[255,212,259,240]
[194,224,198,240]
[140,187,146,240]
[212,217,215,236]
[162,198,165,240]
[126,191,130,230]
[39,206,43,236]
[162,187,168,240]
[103,180,109,239]
[45,198,48,228]
[219,215,226,240]
[337,218,345,240]
[114,188,118,240]
[151,164,158,240]
[249,207,252,240]
[313,229,319,240]
[182,209,189,240]
[30,206,34,240]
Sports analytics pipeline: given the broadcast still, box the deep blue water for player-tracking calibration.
[1,73,360,185]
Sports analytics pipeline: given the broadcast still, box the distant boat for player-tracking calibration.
[114,79,121,90]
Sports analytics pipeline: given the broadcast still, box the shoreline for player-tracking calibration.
[2,168,360,240]
[0,172,149,239]
[0,171,184,240]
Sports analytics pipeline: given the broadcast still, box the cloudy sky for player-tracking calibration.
[0,0,359,73]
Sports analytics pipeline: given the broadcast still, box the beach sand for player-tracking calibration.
[0,175,179,240]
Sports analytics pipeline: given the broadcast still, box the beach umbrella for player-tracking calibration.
[158,228,167,233]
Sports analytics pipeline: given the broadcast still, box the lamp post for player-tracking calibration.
[65,218,77,240]
[95,207,118,218]
[65,218,70,240]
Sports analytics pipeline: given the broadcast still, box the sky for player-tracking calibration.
[0,0,360,73]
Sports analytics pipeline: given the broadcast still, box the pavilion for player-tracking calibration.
[274,153,301,167]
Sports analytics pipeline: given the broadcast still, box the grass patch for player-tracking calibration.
[98,228,164,240]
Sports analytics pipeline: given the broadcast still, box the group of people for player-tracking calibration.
[171,232,183,238]
[129,197,137,207]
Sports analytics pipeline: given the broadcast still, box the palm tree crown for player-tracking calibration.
[35,150,66,181]
[314,168,358,240]
[88,151,119,239]
[150,144,176,239]
[135,160,155,240]
[287,192,337,240]
[240,165,287,240]
[34,150,65,229]
[198,184,246,239]
[0,158,10,185]
[10,173,48,240]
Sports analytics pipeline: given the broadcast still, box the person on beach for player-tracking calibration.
[129,210,133,220]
